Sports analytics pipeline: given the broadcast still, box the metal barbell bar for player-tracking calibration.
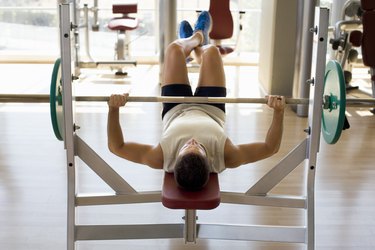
[0,94,307,104]
[0,94,374,107]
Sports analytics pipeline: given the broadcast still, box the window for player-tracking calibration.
[0,0,261,63]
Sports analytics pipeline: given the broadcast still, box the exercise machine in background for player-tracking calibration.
[185,0,245,72]
[329,0,375,107]
[208,0,245,56]
[107,3,139,75]
[72,0,141,76]
[198,0,246,56]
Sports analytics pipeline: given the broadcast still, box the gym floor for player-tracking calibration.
[0,63,374,250]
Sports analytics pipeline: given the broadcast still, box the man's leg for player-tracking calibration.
[193,45,227,113]
[161,31,204,118]
[162,10,210,86]
[196,45,226,87]
[162,33,203,87]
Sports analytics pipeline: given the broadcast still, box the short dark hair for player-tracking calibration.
[174,152,210,191]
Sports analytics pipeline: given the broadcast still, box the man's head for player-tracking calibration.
[174,139,210,191]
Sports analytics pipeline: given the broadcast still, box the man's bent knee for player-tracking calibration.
[202,45,221,60]
[165,42,184,58]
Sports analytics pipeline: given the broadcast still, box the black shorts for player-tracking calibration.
[161,84,227,119]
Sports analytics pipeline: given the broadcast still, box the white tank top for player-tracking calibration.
[160,104,227,173]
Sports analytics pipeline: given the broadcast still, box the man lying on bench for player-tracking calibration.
[107,11,285,192]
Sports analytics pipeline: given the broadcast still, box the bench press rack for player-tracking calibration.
[59,3,329,250]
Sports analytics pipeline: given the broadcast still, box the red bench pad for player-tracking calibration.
[162,173,221,210]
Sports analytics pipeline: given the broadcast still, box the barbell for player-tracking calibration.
[1,59,374,144]
[1,94,374,106]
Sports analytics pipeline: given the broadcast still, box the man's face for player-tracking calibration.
[178,138,207,157]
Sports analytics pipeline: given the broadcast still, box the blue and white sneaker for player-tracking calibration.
[194,11,212,45]
[178,20,194,63]
[179,20,193,39]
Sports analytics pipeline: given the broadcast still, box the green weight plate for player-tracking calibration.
[322,60,346,144]
[50,58,64,141]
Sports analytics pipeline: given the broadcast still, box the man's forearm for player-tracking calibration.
[107,107,124,151]
[265,110,284,154]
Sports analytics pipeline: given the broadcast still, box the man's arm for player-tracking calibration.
[107,94,163,169]
[224,96,285,168]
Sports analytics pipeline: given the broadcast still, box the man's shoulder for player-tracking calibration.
[223,138,241,168]
[144,144,164,169]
